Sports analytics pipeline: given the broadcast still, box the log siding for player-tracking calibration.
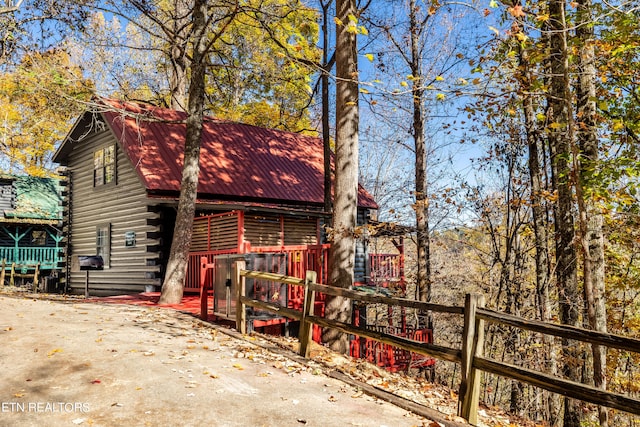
[61,127,161,295]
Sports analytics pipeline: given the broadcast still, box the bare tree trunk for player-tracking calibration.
[519,43,560,424]
[159,0,209,304]
[408,0,431,307]
[323,0,358,353]
[575,0,608,423]
[547,0,582,424]
[168,0,190,111]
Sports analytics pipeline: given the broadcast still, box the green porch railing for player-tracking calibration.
[0,246,61,269]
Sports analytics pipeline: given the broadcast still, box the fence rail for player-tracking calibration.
[232,263,640,425]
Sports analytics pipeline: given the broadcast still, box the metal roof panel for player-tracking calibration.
[99,99,378,209]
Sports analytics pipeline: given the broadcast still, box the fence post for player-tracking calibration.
[298,270,317,358]
[0,259,5,287]
[34,263,40,293]
[200,257,210,321]
[458,293,485,425]
[234,260,247,334]
[10,262,15,287]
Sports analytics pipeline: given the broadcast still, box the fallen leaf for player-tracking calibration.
[14,392,25,398]
[3,326,12,331]
[91,379,101,384]
[297,419,307,424]
[328,395,337,402]
[47,348,63,357]
[233,363,244,370]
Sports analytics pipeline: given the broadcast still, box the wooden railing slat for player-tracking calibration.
[475,357,640,416]
[477,307,640,354]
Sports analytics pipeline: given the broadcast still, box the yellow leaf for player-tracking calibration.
[233,363,244,370]
[364,53,374,62]
[47,348,63,357]
[334,17,343,26]
[400,81,408,87]
[436,93,446,101]
[548,122,563,130]
[435,75,444,81]
[612,120,624,132]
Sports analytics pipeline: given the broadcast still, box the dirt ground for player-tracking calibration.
[0,292,451,427]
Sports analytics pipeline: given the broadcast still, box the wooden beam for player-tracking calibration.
[235,260,247,334]
[458,294,485,425]
[475,357,640,416]
[298,270,317,358]
[477,308,640,354]
[307,314,460,363]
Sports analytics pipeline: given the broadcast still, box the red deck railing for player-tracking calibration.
[195,248,433,373]
[350,326,435,373]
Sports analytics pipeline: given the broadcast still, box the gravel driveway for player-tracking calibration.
[0,294,433,427]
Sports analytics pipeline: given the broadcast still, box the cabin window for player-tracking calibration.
[94,145,116,187]
[31,230,46,246]
[96,224,111,267]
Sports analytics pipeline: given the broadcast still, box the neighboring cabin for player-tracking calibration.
[0,175,63,286]
[53,98,380,296]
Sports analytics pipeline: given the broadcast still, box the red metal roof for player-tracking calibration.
[97,99,378,209]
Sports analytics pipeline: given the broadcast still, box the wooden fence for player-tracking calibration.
[229,261,640,425]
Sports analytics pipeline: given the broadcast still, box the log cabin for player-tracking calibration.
[53,98,401,296]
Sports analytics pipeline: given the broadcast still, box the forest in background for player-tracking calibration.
[1,0,639,426]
